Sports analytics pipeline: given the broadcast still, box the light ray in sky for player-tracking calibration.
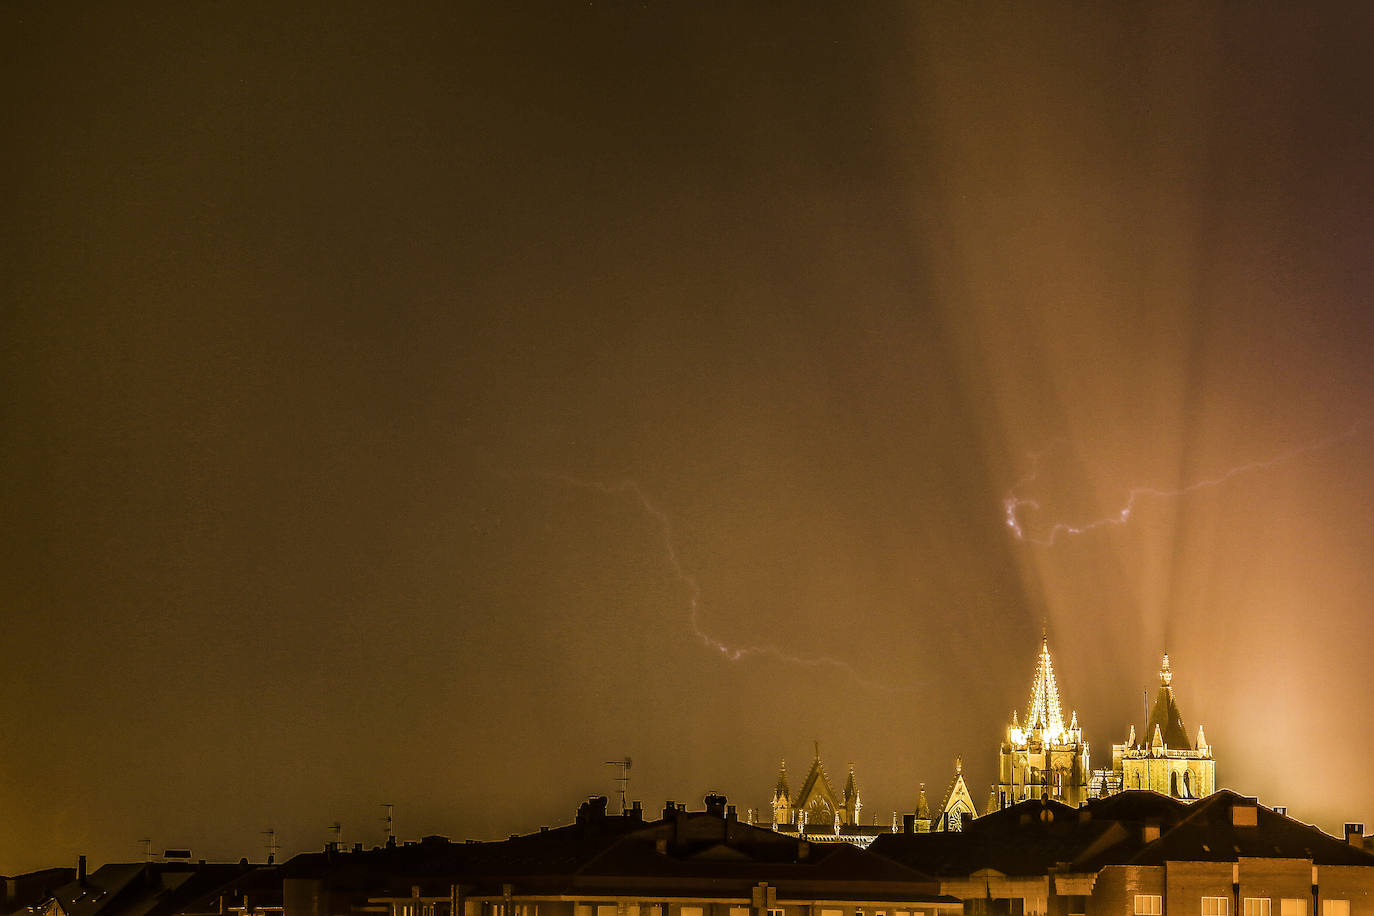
[1004,421,1369,546]
[506,469,901,691]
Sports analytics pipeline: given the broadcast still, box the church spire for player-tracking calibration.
[774,759,790,800]
[1025,633,1067,739]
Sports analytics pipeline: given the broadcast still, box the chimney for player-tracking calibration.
[705,794,727,817]
[663,801,677,821]
[1345,824,1365,846]
[78,856,87,882]
[902,814,915,833]
[577,796,609,826]
[630,801,643,822]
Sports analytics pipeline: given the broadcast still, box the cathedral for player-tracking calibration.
[769,747,981,846]
[994,633,1091,808]
[770,744,876,844]
[1095,652,1216,799]
[768,637,1217,842]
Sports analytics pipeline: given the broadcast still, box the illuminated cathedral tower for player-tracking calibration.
[995,634,1090,808]
[1107,653,1216,799]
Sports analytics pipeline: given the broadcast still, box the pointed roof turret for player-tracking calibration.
[774,759,790,800]
[1144,652,1193,749]
[1151,723,1165,750]
[1196,724,1209,753]
[916,783,930,819]
[1024,633,1068,740]
[843,763,858,804]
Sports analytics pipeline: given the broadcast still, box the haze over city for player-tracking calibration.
[5,3,1373,874]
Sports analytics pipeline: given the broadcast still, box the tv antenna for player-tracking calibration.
[328,822,343,847]
[381,803,395,845]
[138,837,152,862]
[604,757,632,813]
[262,828,280,864]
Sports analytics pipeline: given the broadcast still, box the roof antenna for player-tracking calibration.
[381,804,395,846]
[261,828,279,865]
[139,837,152,862]
[604,757,632,814]
[328,822,343,848]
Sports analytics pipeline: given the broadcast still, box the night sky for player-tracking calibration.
[6,3,1374,872]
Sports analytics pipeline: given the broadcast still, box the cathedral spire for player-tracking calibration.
[1025,633,1067,739]
[774,759,790,800]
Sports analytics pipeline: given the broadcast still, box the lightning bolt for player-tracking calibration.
[504,469,901,691]
[1004,420,1368,546]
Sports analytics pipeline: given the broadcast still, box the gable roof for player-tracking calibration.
[792,750,843,820]
[935,760,978,827]
[1129,790,1374,867]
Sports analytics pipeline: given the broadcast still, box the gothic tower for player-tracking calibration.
[1111,654,1216,799]
[996,633,1090,808]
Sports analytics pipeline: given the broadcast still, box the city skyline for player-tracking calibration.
[7,2,1374,873]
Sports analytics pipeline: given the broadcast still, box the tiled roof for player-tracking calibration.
[1128,790,1374,867]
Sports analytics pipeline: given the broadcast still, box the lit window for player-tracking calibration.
[1245,900,1271,916]
[680,908,704,916]
[1281,901,1307,916]
[1203,898,1230,916]
[1136,896,1162,915]
[768,910,785,916]
[1321,903,1348,916]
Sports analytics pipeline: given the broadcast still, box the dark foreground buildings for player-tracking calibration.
[25,791,1374,916]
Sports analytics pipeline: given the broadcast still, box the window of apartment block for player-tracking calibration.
[1321,902,1348,916]
[1245,899,1271,916]
[1280,901,1306,916]
[820,909,843,916]
[729,908,750,916]
[1203,897,1230,916]
[1136,896,1162,916]
[767,909,785,916]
